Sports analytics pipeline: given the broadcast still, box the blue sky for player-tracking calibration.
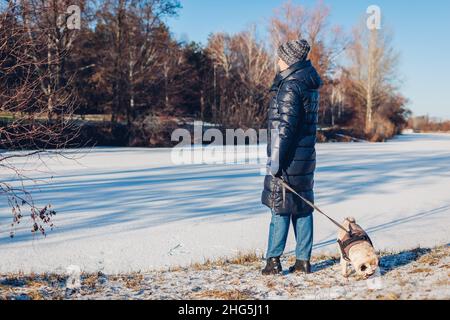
[167,0,450,119]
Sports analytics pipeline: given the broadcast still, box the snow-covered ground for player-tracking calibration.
[1,246,449,300]
[0,133,450,274]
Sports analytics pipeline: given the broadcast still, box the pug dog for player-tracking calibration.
[338,217,379,279]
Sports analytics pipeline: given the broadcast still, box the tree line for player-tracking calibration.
[408,116,450,133]
[2,0,410,149]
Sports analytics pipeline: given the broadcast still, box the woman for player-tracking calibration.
[261,39,323,275]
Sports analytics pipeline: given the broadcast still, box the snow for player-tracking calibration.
[1,133,450,274]
[2,246,449,300]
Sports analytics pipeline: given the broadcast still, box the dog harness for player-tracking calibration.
[338,222,373,262]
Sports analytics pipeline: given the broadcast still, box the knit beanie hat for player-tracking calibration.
[277,39,311,66]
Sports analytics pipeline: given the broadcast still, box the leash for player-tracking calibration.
[271,173,350,233]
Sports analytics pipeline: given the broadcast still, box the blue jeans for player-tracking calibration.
[266,211,313,261]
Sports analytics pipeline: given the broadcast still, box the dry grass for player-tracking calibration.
[228,252,261,265]
[418,248,447,265]
[190,252,262,271]
[432,278,450,287]
[192,289,253,300]
[408,268,433,274]
[167,266,184,272]
[311,253,340,263]
[190,251,340,272]
[27,289,44,300]
[264,280,277,290]
[191,260,215,272]
[82,273,100,290]
[376,292,400,300]
[286,283,301,296]
[122,274,144,290]
[396,277,410,288]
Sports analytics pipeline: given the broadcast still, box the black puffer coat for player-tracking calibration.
[261,60,323,216]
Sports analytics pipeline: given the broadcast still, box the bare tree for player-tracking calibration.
[14,0,91,118]
[160,32,194,114]
[346,22,400,133]
[95,0,180,125]
[269,0,346,76]
[0,2,78,237]
[206,28,273,128]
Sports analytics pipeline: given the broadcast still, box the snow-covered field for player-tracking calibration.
[1,133,450,275]
[1,246,448,300]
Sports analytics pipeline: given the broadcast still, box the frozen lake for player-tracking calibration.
[0,133,449,273]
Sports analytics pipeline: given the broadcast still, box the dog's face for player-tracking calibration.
[350,244,379,278]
